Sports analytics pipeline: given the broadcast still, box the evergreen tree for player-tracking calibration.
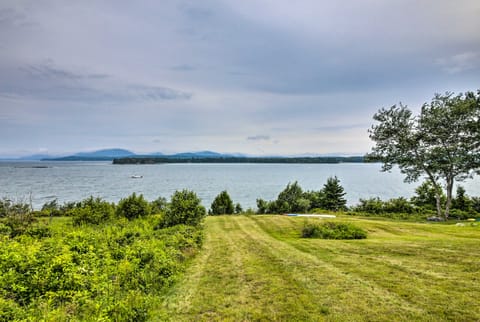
[321,176,347,211]
[453,186,471,211]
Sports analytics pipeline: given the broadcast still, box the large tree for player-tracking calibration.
[368,90,480,220]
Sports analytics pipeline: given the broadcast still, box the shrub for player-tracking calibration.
[411,181,445,210]
[383,197,416,214]
[303,190,325,209]
[276,181,304,213]
[151,197,168,214]
[0,198,30,218]
[116,193,151,220]
[40,199,63,217]
[471,197,480,214]
[234,203,243,214]
[353,197,418,215]
[256,198,275,214]
[301,221,367,239]
[352,197,384,214]
[0,214,204,320]
[1,199,35,237]
[163,190,206,227]
[256,179,348,214]
[210,190,234,215]
[71,196,115,225]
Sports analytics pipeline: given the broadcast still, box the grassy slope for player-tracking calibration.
[156,215,480,321]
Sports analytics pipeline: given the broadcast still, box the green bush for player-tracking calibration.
[116,193,151,220]
[256,198,275,214]
[210,190,234,215]
[150,196,168,214]
[163,190,206,227]
[1,199,35,237]
[471,197,480,214]
[40,199,63,217]
[301,221,367,239]
[234,203,243,214]
[70,196,115,225]
[383,197,416,214]
[411,181,445,210]
[352,197,384,214]
[256,178,347,214]
[0,214,203,320]
[353,197,417,215]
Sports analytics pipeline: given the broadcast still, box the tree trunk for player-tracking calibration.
[444,177,454,221]
[434,191,443,218]
[425,172,444,219]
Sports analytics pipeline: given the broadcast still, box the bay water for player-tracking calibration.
[1,161,479,210]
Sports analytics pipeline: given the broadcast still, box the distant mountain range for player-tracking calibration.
[3,148,363,162]
[38,149,244,161]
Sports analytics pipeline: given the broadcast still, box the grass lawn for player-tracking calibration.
[156,215,480,321]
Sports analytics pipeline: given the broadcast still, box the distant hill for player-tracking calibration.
[170,151,224,158]
[74,149,135,158]
[39,149,363,163]
[42,149,135,161]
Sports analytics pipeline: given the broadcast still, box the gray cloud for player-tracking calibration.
[435,51,480,74]
[0,61,192,103]
[247,135,270,141]
[0,0,479,156]
[171,64,197,71]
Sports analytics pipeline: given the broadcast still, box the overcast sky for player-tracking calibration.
[1,0,479,157]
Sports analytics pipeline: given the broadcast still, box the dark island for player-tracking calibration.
[112,156,365,164]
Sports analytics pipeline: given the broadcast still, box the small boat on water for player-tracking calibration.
[130,175,143,179]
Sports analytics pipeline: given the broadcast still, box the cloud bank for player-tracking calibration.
[0,0,479,156]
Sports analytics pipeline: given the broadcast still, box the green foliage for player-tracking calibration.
[234,203,243,214]
[303,190,325,209]
[0,199,35,237]
[452,186,472,212]
[256,179,347,214]
[256,198,274,214]
[383,197,416,214]
[150,196,167,214]
[163,190,206,227]
[353,197,384,214]
[351,197,422,220]
[301,221,367,239]
[275,181,306,213]
[321,176,347,211]
[70,196,115,225]
[210,190,234,215]
[0,215,203,320]
[368,90,480,219]
[471,197,480,214]
[116,193,151,220]
[411,181,445,210]
[0,198,30,218]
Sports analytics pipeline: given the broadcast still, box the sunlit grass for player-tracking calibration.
[155,215,480,321]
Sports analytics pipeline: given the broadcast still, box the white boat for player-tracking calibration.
[130,175,143,179]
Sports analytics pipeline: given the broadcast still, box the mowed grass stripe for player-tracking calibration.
[251,215,480,321]
[156,215,480,321]
[239,216,428,321]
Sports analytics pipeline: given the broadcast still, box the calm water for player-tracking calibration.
[1,161,479,210]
